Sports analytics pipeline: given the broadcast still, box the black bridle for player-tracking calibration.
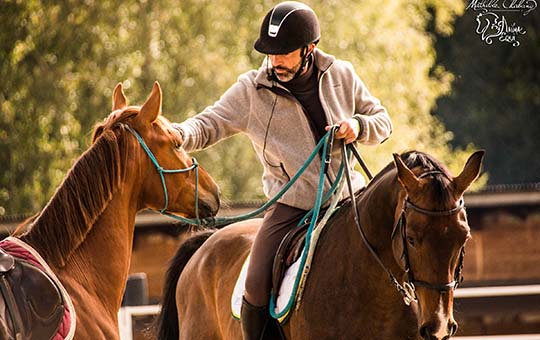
[342,144,466,306]
[395,190,465,290]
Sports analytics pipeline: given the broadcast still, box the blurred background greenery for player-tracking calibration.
[1,0,538,216]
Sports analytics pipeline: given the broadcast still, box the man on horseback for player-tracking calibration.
[173,1,392,339]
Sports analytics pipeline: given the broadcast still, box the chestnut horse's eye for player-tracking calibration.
[406,236,416,247]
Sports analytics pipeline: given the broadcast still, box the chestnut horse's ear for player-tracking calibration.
[112,83,128,111]
[139,81,162,123]
[453,150,485,197]
[393,153,420,193]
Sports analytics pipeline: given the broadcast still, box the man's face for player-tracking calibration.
[268,48,304,82]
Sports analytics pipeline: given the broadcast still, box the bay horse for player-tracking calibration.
[157,149,484,340]
[3,82,220,339]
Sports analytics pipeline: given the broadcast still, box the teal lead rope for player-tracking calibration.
[160,125,344,227]
[127,122,361,319]
[126,123,344,228]
[268,141,350,320]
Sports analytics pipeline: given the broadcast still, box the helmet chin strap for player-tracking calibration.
[292,45,311,79]
[266,45,313,82]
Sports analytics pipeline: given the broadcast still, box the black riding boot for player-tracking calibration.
[241,297,270,340]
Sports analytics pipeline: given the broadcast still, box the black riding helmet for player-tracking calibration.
[254,1,320,55]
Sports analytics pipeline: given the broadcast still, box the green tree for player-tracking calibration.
[433,4,540,184]
[1,0,480,216]
[312,0,478,180]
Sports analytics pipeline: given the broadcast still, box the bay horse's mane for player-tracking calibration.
[369,150,455,208]
[18,107,141,268]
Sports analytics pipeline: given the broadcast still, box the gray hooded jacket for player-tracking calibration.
[175,49,392,210]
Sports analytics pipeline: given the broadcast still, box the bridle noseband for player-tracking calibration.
[392,171,466,305]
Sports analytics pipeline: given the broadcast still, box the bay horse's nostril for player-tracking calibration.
[419,325,430,339]
[448,320,458,336]
[420,320,458,340]
[419,323,436,340]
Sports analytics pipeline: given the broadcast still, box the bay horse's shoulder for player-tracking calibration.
[182,219,261,284]
[213,218,262,242]
[196,218,262,258]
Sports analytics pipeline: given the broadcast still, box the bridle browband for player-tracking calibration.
[342,144,466,306]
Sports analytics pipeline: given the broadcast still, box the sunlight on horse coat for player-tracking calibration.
[3,82,220,340]
[156,149,484,340]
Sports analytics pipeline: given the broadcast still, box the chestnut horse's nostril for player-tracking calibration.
[198,199,219,218]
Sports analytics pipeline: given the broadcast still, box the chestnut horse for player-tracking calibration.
[6,82,220,339]
[157,150,484,340]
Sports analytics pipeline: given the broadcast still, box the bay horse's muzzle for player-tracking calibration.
[419,318,458,340]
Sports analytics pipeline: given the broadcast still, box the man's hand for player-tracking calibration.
[325,118,361,144]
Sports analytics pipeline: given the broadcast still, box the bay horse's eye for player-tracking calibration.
[406,236,416,247]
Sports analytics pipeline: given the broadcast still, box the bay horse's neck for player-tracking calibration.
[345,168,416,333]
[357,168,403,249]
[298,167,414,337]
[20,129,142,313]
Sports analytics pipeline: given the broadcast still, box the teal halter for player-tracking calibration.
[124,124,201,224]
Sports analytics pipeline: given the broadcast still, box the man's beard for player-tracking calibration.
[272,59,303,82]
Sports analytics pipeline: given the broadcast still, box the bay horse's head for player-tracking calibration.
[94,82,220,219]
[391,150,484,340]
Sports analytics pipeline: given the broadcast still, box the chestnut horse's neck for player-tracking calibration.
[19,128,142,312]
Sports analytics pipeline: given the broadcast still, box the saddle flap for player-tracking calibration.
[272,223,309,298]
[0,256,65,340]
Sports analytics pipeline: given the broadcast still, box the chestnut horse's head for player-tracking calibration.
[392,151,484,340]
[94,82,220,219]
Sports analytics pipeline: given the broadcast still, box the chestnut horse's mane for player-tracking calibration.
[18,109,140,268]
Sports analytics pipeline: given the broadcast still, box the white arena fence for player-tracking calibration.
[118,304,161,340]
[118,284,540,340]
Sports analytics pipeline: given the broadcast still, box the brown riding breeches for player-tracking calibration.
[244,203,308,307]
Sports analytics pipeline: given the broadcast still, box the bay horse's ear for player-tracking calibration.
[393,153,420,193]
[112,83,128,111]
[139,81,162,123]
[453,150,485,197]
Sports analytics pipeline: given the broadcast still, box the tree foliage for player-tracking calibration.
[433,4,540,184]
[1,0,479,215]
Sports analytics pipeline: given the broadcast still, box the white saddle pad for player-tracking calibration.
[231,250,305,323]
